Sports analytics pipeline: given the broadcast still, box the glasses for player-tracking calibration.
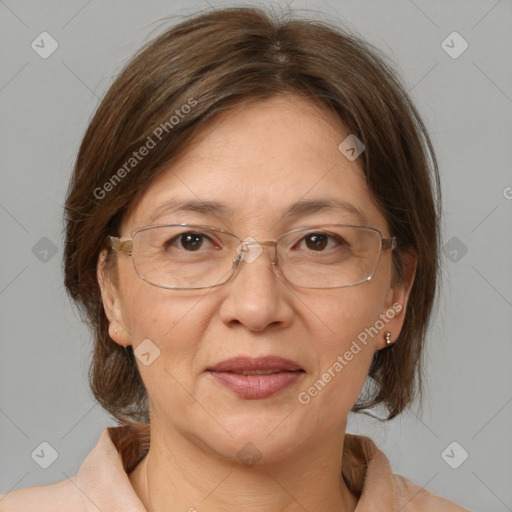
[109,223,397,290]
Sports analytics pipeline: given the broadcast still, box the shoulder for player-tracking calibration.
[0,424,149,512]
[343,434,471,511]
[393,473,471,511]
[0,477,85,512]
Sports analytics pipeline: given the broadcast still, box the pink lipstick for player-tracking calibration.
[206,356,305,399]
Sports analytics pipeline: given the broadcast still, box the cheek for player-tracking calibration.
[116,259,208,366]
[121,288,209,413]
[298,284,388,415]
[308,281,388,351]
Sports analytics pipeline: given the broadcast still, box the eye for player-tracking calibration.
[165,231,215,252]
[296,232,344,252]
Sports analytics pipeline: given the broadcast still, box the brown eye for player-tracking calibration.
[292,231,350,254]
[304,233,328,251]
[179,232,204,251]
[165,232,212,252]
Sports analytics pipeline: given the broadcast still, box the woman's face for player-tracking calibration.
[100,95,412,463]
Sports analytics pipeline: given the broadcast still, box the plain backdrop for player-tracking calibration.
[1,1,511,510]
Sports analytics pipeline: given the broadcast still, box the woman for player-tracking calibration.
[1,6,469,511]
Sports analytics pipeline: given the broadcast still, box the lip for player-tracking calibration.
[206,356,305,399]
[207,356,303,373]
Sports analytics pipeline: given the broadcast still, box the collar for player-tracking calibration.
[71,423,429,511]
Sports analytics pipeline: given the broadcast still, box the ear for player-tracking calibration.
[376,247,417,350]
[97,249,131,347]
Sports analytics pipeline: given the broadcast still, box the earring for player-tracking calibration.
[114,329,118,334]
[384,331,392,345]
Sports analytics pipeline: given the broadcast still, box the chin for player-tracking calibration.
[203,431,304,467]
[194,409,313,464]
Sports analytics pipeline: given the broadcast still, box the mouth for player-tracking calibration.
[234,369,290,375]
[206,356,305,399]
[207,355,304,373]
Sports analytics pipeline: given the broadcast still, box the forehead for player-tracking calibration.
[124,95,387,234]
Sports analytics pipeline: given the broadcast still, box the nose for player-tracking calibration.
[217,240,294,332]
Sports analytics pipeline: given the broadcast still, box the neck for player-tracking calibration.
[129,422,358,512]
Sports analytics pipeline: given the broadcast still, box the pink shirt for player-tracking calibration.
[0,423,470,511]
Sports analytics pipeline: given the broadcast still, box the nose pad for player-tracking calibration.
[235,237,264,264]
[232,238,283,280]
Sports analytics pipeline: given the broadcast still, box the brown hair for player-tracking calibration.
[64,6,440,424]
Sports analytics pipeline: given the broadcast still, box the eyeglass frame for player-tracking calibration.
[109,223,398,290]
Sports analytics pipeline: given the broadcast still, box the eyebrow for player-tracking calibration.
[146,198,368,225]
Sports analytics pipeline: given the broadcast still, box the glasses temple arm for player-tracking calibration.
[109,236,133,254]
[382,237,398,250]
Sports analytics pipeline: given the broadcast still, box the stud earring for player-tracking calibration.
[114,329,118,334]
[384,331,392,345]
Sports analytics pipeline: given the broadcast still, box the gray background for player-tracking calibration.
[1,1,511,510]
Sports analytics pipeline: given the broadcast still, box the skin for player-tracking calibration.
[98,94,416,512]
